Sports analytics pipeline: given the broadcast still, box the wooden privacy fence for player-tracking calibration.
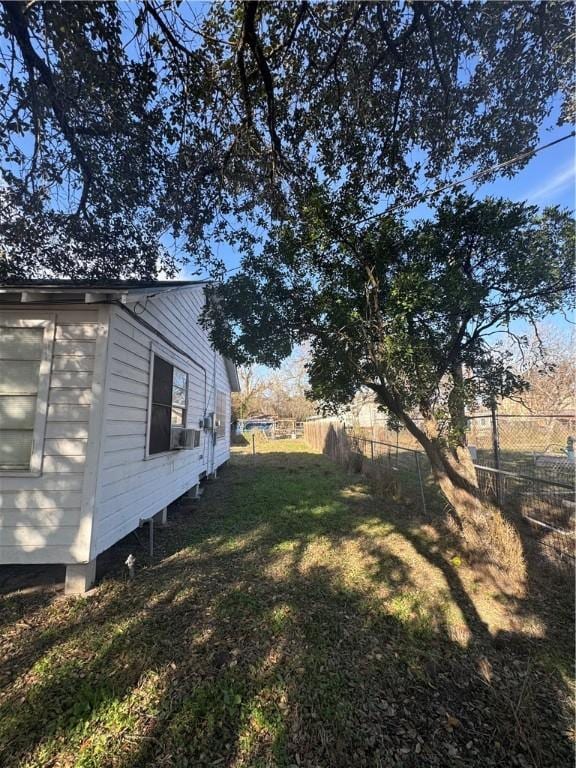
[304,418,355,463]
[303,417,575,563]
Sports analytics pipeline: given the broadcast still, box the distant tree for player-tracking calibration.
[232,366,268,421]
[266,348,316,421]
[1,2,573,278]
[205,194,574,532]
[504,325,576,415]
[233,351,317,422]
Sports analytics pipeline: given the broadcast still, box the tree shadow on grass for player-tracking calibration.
[0,449,573,767]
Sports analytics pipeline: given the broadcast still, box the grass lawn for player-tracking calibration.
[0,440,573,768]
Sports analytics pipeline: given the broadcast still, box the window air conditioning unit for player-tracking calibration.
[181,428,201,449]
[170,428,201,450]
[170,429,183,450]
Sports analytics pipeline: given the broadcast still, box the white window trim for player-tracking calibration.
[145,341,191,460]
[215,389,228,441]
[0,314,55,477]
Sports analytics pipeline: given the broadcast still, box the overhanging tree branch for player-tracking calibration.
[143,1,199,62]
[3,0,92,213]
[240,1,284,165]
[421,3,451,112]
[322,2,366,78]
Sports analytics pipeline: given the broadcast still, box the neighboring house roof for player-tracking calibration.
[0,279,203,287]
[0,279,241,393]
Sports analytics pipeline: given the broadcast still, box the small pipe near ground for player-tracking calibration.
[148,518,154,557]
[125,554,136,581]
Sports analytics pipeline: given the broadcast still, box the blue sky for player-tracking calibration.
[475,124,574,336]
[459,124,574,209]
[408,124,575,336]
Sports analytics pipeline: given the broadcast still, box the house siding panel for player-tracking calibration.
[91,287,232,558]
[0,288,235,569]
[0,307,103,564]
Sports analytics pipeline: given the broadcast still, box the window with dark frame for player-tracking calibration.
[149,354,188,455]
[215,390,227,440]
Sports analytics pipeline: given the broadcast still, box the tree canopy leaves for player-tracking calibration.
[204,194,574,430]
[0,1,573,278]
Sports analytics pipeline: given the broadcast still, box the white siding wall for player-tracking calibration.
[0,306,106,564]
[91,286,231,557]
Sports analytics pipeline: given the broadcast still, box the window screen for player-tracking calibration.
[215,390,228,440]
[171,368,186,426]
[149,354,188,455]
[0,327,44,470]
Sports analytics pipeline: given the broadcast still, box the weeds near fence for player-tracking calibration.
[304,418,575,571]
[305,420,447,515]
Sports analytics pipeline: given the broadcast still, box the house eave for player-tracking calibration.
[0,280,209,306]
[225,358,241,392]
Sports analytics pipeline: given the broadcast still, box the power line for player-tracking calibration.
[356,130,575,226]
[220,129,575,276]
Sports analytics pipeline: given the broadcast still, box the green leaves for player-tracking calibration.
[206,192,573,447]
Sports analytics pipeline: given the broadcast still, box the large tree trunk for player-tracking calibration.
[412,413,525,580]
[369,385,525,580]
[368,384,484,521]
[419,415,484,523]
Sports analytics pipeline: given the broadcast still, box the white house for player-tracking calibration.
[0,280,240,592]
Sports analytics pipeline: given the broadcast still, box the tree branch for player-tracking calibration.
[375,3,403,65]
[236,7,254,133]
[143,1,199,62]
[436,312,472,381]
[272,1,308,63]
[321,2,366,82]
[420,3,451,113]
[241,1,284,165]
[3,0,92,213]
[367,380,433,451]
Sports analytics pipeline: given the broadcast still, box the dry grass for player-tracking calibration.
[446,506,527,594]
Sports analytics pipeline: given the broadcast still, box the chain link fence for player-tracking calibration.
[357,411,575,485]
[304,417,575,564]
[468,413,575,483]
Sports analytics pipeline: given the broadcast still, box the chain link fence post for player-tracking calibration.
[414,451,427,515]
[490,402,503,505]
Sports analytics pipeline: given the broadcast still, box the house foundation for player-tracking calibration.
[65,559,97,594]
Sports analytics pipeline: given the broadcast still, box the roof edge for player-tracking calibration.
[224,358,241,392]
